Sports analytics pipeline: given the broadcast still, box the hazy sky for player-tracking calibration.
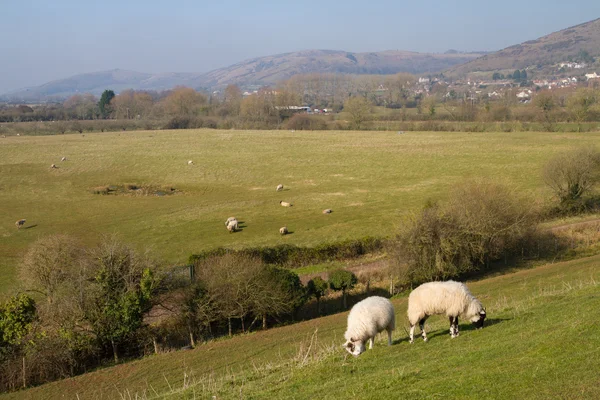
[1,0,599,93]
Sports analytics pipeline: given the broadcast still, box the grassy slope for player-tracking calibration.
[2,129,600,294]
[4,254,599,399]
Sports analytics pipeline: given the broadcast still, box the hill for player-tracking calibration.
[446,18,600,77]
[0,49,485,101]
[197,49,486,88]
[4,254,599,399]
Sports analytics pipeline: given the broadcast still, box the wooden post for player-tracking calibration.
[153,337,159,354]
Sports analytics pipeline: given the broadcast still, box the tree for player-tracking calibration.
[492,72,502,80]
[567,88,597,130]
[63,94,98,120]
[0,294,37,355]
[422,96,437,117]
[521,70,527,81]
[513,70,521,81]
[223,84,243,116]
[84,238,157,363]
[162,86,207,117]
[543,147,600,210]
[343,96,371,129]
[328,270,357,309]
[181,282,218,347]
[307,277,328,315]
[20,235,83,303]
[98,90,115,119]
[534,91,556,130]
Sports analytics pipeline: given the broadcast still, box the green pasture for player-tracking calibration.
[5,253,599,399]
[1,129,599,293]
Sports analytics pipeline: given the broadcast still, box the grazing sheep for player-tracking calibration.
[61,157,67,161]
[15,219,26,229]
[343,296,395,357]
[322,209,332,214]
[280,201,292,207]
[50,164,57,169]
[225,217,237,226]
[279,226,288,235]
[188,160,194,165]
[2,135,5,138]
[226,218,238,233]
[276,184,284,192]
[407,280,486,343]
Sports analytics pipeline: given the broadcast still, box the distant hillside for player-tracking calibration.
[446,18,600,77]
[0,69,205,102]
[197,49,486,88]
[1,49,485,102]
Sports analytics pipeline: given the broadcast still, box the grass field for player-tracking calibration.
[4,253,599,399]
[2,129,600,294]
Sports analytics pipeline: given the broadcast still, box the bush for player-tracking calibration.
[328,270,357,309]
[285,114,327,130]
[543,147,600,213]
[391,181,537,288]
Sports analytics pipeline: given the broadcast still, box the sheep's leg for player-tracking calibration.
[449,316,455,337]
[419,317,428,342]
[387,328,393,346]
[409,324,415,344]
[454,317,459,337]
[368,337,374,349]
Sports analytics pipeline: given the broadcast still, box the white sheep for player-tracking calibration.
[61,157,67,162]
[15,219,26,229]
[279,226,288,235]
[50,164,57,169]
[343,296,395,357]
[188,160,194,165]
[280,201,292,207]
[225,216,237,226]
[276,184,284,192]
[226,218,238,233]
[322,209,332,214]
[407,280,486,343]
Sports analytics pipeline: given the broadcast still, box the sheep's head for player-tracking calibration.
[343,338,365,357]
[471,309,486,329]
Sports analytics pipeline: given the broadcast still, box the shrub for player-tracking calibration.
[285,114,327,130]
[328,270,357,309]
[543,147,600,213]
[391,181,537,288]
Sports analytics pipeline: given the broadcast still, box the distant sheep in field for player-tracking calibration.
[15,219,26,229]
[276,184,284,192]
[188,160,194,165]
[225,217,237,226]
[61,157,67,162]
[322,209,332,214]
[343,296,395,357]
[225,218,238,233]
[407,280,486,343]
[50,164,57,169]
[280,201,292,207]
[279,226,288,235]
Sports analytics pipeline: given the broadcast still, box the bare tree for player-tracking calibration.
[343,96,371,129]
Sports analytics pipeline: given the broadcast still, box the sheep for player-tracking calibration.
[280,201,292,207]
[276,184,284,192]
[15,219,26,229]
[50,164,57,169]
[61,157,67,162]
[188,160,194,165]
[343,296,395,357]
[225,217,237,226]
[407,280,486,343]
[279,226,288,235]
[322,209,332,214]
[225,218,238,233]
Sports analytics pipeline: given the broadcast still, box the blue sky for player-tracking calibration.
[1,0,599,93]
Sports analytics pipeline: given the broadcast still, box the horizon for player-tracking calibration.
[1,1,600,93]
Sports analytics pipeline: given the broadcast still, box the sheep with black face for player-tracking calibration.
[407,280,486,343]
[343,296,395,357]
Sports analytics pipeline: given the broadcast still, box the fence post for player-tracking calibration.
[189,264,195,283]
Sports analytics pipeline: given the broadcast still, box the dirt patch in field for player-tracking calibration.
[90,184,179,197]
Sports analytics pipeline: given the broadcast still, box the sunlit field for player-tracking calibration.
[2,129,599,293]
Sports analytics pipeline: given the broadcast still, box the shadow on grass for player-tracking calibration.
[23,224,38,229]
